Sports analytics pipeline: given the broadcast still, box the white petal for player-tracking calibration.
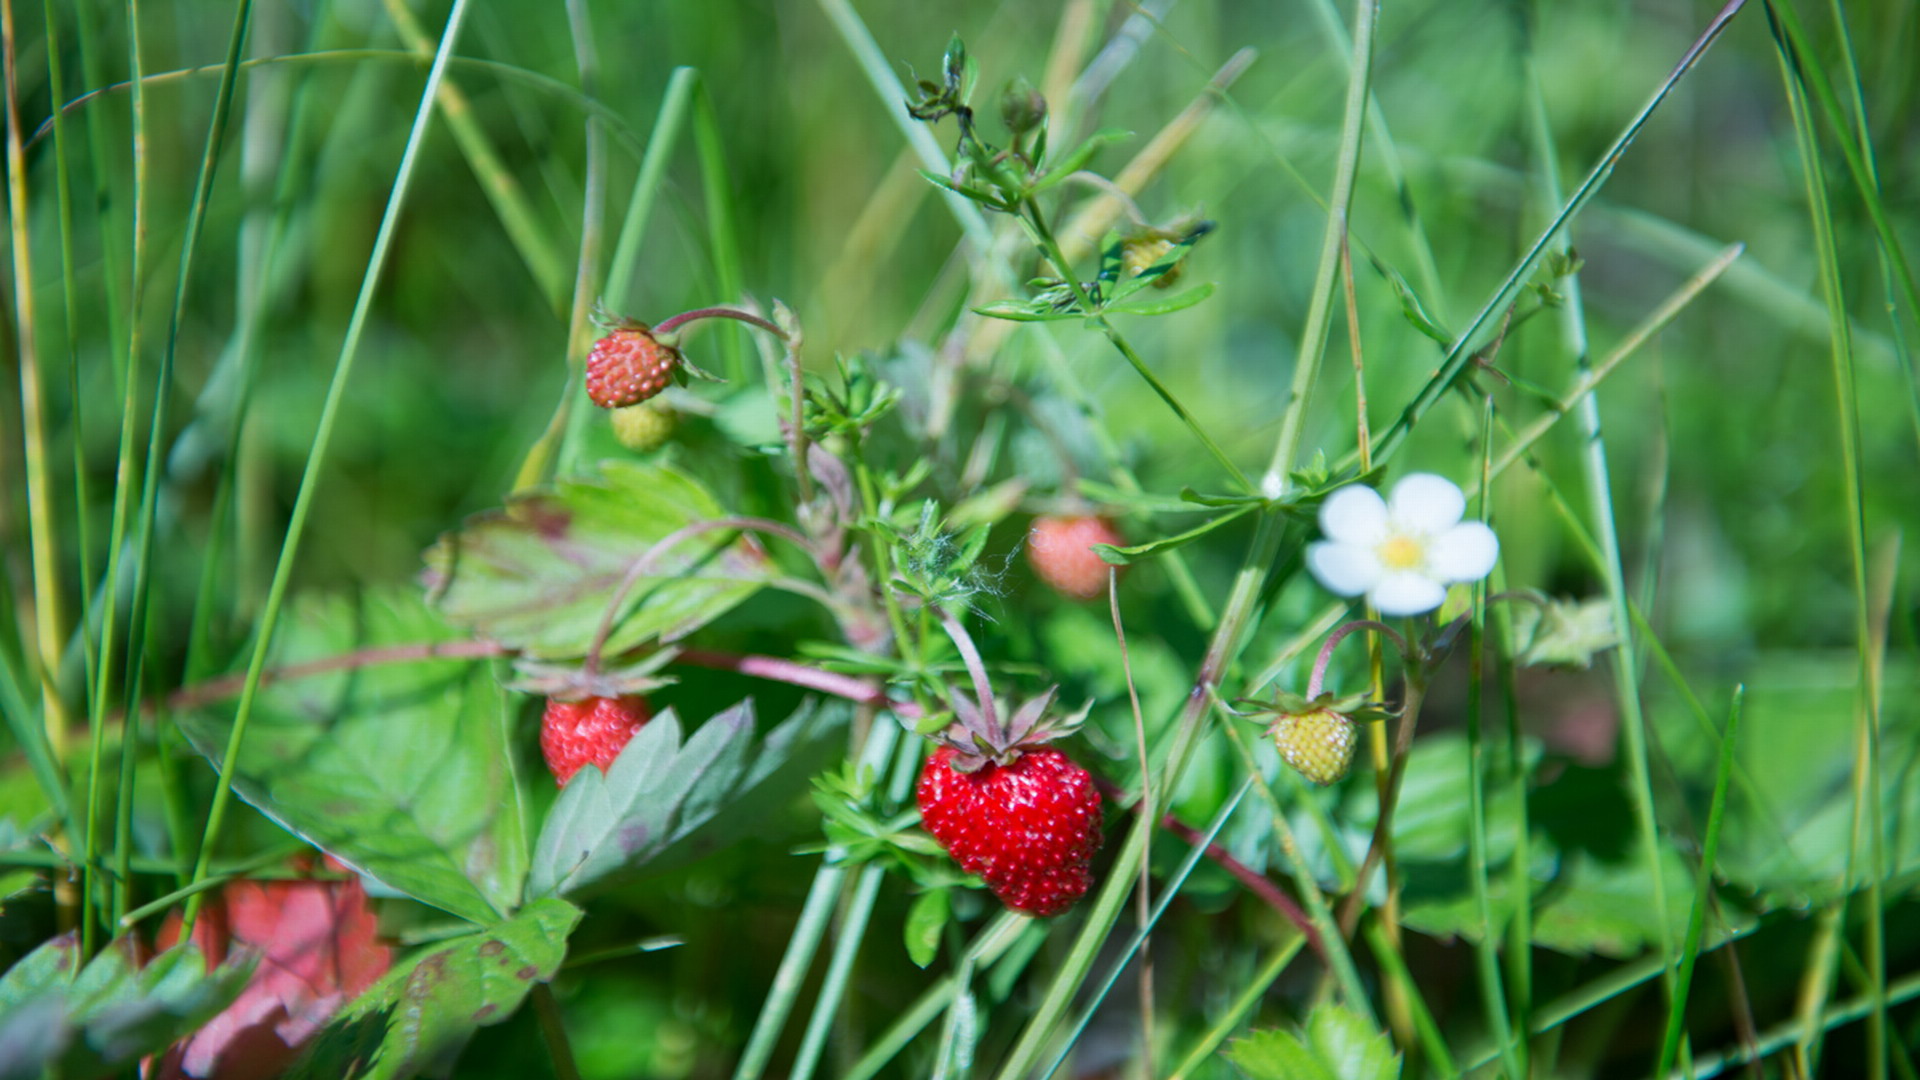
[1428,521,1499,583]
[1307,541,1382,597]
[1387,473,1465,534]
[1369,571,1446,616]
[1319,485,1388,545]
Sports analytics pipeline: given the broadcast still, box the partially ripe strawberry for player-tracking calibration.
[1268,707,1357,786]
[916,745,1103,916]
[586,325,679,409]
[541,695,651,786]
[1028,515,1126,600]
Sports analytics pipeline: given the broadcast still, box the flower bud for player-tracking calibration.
[1000,77,1048,136]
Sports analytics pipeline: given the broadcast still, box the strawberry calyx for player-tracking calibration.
[509,649,678,702]
[926,685,1091,773]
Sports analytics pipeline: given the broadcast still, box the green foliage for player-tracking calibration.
[1227,1004,1400,1080]
[423,462,769,660]
[289,899,581,1080]
[178,590,527,925]
[0,935,252,1080]
[530,700,846,898]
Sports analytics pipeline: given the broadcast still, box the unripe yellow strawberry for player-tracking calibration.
[1267,708,1357,786]
[610,401,675,452]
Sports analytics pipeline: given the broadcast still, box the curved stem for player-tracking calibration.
[582,516,812,672]
[1306,618,1408,698]
[655,304,788,341]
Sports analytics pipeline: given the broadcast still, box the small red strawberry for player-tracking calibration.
[1028,514,1126,600]
[913,635,1103,915]
[586,324,680,409]
[541,695,651,786]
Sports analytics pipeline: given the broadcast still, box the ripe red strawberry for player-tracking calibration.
[1028,515,1126,600]
[916,745,1103,916]
[1268,707,1357,786]
[541,695,651,786]
[586,324,679,409]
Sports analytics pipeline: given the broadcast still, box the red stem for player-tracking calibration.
[654,306,787,341]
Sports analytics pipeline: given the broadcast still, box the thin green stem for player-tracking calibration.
[1036,779,1254,1080]
[183,0,474,934]
[1263,0,1377,495]
[1655,686,1744,1078]
[1022,207,1251,491]
[788,731,919,1080]
[607,68,696,308]
[732,716,901,1080]
[116,0,255,925]
[1367,1,1750,469]
[2,0,70,777]
[1767,7,1886,1073]
[1524,33,1675,1010]
[530,983,582,1080]
[1165,939,1306,1080]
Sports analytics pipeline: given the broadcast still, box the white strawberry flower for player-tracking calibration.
[1306,473,1499,617]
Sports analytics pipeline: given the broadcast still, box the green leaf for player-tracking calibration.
[1376,260,1454,346]
[289,898,581,1080]
[971,299,1079,323]
[1027,129,1129,196]
[0,934,252,1080]
[422,461,769,660]
[1104,282,1215,316]
[1091,506,1254,565]
[179,589,528,925]
[1304,1003,1401,1080]
[1225,1005,1398,1080]
[529,699,846,898]
[904,888,949,968]
[1226,1028,1334,1080]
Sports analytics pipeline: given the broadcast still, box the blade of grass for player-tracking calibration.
[1362,915,1460,1077]
[691,84,747,382]
[786,728,918,1080]
[37,51,652,162]
[1684,968,1920,1080]
[83,0,157,956]
[40,0,99,750]
[115,0,255,925]
[1762,0,1920,332]
[607,68,696,308]
[1521,17,1676,1018]
[182,0,475,934]
[1464,395,1521,1080]
[1036,777,1252,1080]
[732,715,901,1080]
[1766,7,1886,1074]
[837,913,1033,1080]
[1261,0,1378,495]
[381,0,568,312]
[1365,0,1750,470]
[1655,686,1745,1078]
[1164,938,1307,1080]
[2,0,70,764]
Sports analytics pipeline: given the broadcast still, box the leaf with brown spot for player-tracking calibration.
[286,899,580,1080]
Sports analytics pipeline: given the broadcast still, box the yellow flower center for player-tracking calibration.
[1378,534,1425,571]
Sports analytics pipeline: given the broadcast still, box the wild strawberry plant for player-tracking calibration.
[1,4,1916,1080]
